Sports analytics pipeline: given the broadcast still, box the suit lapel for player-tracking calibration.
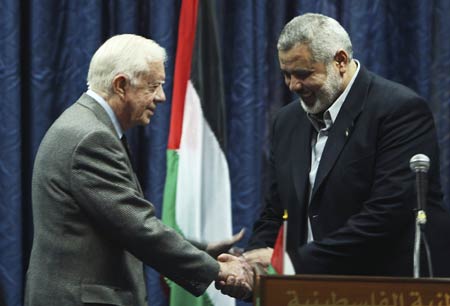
[291,113,313,204]
[290,109,313,245]
[133,173,144,195]
[311,66,371,200]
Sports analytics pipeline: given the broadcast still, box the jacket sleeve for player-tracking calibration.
[246,113,284,251]
[70,129,219,296]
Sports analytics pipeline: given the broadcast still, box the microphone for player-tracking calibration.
[409,154,430,212]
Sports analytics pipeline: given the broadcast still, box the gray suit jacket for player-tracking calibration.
[25,94,219,306]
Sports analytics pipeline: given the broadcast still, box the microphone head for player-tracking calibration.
[409,154,430,172]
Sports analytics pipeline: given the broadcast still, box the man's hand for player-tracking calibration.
[215,253,253,300]
[206,228,245,258]
[242,247,273,273]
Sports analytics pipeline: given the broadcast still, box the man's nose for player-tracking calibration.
[288,76,303,92]
[155,88,166,103]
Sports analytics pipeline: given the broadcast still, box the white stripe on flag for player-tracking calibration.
[283,219,295,275]
[176,80,235,305]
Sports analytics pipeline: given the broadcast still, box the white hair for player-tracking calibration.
[87,34,166,95]
[277,13,353,63]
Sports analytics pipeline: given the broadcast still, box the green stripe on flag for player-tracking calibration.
[267,264,278,275]
[162,149,180,232]
[162,150,214,306]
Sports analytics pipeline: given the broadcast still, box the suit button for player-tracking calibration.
[311,215,319,220]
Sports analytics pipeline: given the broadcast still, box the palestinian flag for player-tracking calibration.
[267,211,295,275]
[161,0,234,305]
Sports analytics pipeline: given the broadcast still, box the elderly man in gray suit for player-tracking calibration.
[24,34,252,305]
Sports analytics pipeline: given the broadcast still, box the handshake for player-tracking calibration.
[216,253,254,300]
[207,229,274,300]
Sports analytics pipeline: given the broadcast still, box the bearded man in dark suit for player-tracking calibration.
[25,34,252,306]
[244,13,450,278]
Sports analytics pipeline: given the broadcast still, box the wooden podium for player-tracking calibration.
[253,274,450,306]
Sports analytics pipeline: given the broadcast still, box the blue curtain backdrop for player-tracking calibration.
[1,1,449,305]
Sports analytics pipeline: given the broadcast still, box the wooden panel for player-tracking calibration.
[254,275,450,306]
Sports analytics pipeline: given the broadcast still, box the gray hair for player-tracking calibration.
[87,34,166,95]
[277,13,353,63]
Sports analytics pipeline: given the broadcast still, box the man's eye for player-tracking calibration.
[147,83,162,92]
[293,71,312,79]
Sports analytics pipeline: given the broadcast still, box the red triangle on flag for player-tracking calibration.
[270,224,285,274]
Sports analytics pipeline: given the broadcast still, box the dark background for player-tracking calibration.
[1,1,449,305]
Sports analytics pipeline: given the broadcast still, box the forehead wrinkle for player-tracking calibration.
[280,58,315,74]
[279,54,314,73]
[144,71,165,86]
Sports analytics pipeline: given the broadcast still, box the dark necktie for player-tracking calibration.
[121,135,133,163]
[120,135,143,193]
[309,112,326,131]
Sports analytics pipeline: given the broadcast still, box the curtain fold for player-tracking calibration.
[1,0,24,305]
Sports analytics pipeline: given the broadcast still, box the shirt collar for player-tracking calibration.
[308,59,361,131]
[86,89,124,139]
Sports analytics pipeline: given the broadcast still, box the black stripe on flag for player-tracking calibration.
[191,0,227,152]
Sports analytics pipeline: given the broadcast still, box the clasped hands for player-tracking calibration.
[216,253,254,300]
[206,229,273,300]
[214,247,274,300]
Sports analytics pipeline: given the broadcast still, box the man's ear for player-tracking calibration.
[334,49,349,72]
[112,74,128,99]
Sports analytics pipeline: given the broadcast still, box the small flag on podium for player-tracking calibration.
[268,210,295,275]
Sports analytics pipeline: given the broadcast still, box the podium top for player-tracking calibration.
[254,274,450,306]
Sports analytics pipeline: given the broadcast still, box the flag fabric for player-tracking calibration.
[268,211,295,275]
[161,0,234,306]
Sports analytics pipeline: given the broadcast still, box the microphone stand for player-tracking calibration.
[410,154,433,278]
[413,208,426,278]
